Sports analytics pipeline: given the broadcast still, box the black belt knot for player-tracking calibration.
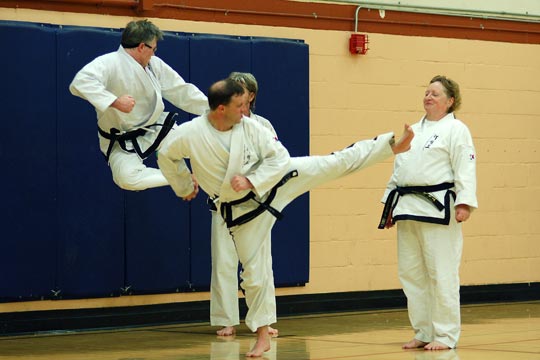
[378,182,455,229]
[215,170,298,228]
[98,112,177,162]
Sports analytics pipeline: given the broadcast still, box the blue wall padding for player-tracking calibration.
[251,39,310,286]
[189,35,253,93]
[0,20,310,301]
[155,32,193,124]
[0,22,58,300]
[251,39,310,157]
[55,27,125,298]
[124,189,191,293]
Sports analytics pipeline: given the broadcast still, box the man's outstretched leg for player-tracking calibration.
[273,129,411,208]
[109,150,169,190]
[246,325,271,357]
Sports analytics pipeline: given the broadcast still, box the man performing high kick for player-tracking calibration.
[157,78,414,357]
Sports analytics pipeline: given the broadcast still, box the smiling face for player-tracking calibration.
[423,81,454,121]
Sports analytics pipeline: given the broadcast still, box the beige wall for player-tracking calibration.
[1,8,539,312]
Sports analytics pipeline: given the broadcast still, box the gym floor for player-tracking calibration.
[0,301,538,359]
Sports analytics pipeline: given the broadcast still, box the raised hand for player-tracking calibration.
[391,124,414,154]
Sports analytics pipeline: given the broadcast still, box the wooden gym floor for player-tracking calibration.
[0,301,538,359]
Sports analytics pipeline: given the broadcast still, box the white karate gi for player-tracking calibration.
[210,112,278,328]
[158,113,396,332]
[69,46,208,190]
[381,113,477,348]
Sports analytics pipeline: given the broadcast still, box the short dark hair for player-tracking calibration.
[208,79,246,110]
[121,19,163,49]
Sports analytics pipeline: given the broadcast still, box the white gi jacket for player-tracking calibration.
[69,46,208,155]
[158,113,291,207]
[382,113,478,224]
[250,112,277,138]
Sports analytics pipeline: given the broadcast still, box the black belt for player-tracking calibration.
[215,170,298,228]
[98,112,177,162]
[207,196,218,211]
[378,182,455,229]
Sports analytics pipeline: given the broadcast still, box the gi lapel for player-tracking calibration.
[219,120,246,202]
[120,48,164,128]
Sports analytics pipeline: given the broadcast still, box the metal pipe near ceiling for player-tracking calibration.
[152,3,349,22]
[42,0,137,8]
[354,5,361,32]
[317,0,540,23]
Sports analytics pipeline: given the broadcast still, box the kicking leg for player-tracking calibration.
[109,150,169,190]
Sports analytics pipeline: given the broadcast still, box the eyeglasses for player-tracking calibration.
[144,43,157,53]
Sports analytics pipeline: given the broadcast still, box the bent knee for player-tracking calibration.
[239,276,267,292]
[112,169,146,191]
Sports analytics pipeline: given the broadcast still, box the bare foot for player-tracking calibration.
[216,326,236,336]
[402,339,429,349]
[268,326,279,337]
[424,341,450,351]
[246,326,270,357]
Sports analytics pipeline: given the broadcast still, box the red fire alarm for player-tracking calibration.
[349,33,369,55]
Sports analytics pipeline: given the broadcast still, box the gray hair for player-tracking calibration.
[229,72,259,111]
[121,19,163,49]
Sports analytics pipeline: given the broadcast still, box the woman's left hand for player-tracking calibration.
[455,204,471,222]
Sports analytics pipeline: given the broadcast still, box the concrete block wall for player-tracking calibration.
[0,8,538,311]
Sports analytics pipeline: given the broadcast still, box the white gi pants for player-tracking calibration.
[210,211,242,327]
[397,214,463,348]
[107,139,169,191]
[212,137,393,332]
[102,118,179,191]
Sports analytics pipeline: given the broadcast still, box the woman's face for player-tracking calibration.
[423,81,454,118]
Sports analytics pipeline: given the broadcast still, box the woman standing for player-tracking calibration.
[380,75,478,350]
